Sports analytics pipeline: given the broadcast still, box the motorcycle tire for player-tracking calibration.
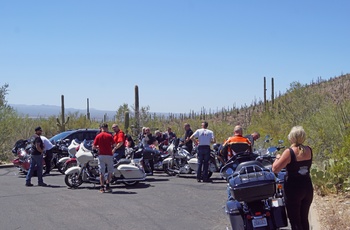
[163,162,176,176]
[64,173,83,188]
[64,162,77,172]
[57,162,66,174]
[122,181,139,186]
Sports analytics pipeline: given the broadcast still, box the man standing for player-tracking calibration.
[165,127,176,143]
[190,121,215,182]
[184,123,194,153]
[111,124,126,163]
[93,123,115,193]
[41,135,54,175]
[245,131,260,151]
[25,126,47,187]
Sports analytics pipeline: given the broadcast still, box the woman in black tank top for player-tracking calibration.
[272,126,313,230]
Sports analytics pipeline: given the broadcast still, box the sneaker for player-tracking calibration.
[38,182,47,186]
[99,187,105,193]
[105,187,112,193]
[25,183,33,187]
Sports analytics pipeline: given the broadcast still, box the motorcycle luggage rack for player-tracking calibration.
[228,162,276,202]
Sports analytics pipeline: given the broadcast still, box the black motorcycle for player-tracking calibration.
[222,154,288,230]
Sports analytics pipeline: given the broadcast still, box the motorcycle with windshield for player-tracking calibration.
[64,140,146,188]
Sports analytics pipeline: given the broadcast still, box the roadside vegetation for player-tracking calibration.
[1,74,350,195]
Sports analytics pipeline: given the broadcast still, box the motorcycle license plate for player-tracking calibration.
[252,217,267,228]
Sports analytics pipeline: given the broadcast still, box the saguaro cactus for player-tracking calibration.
[56,95,70,132]
[271,77,275,106]
[124,111,129,134]
[264,77,267,111]
[86,98,90,120]
[135,85,140,133]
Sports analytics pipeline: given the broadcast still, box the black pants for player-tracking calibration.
[285,181,313,230]
[44,149,53,173]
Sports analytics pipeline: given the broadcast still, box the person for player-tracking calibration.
[219,125,252,164]
[125,134,135,148]
[112,124,126,163]
[138,127,147,143]
[272,126,313,230]
[184,123,194,153]
[245,132,260,150]
[141,127,156,148]
[41,135,54,175]
[92,123,115,193]
[25,126,47,187]
[154,130,167,146]
[141,127,156,174]
[165,127,176,142]
[190,121,215,182]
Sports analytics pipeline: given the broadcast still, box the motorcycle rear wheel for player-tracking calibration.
[64,173,83,188]
[163,163,176,176]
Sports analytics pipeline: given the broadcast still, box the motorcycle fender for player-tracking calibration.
[58,156,70,164]
[117,164,146,179]
[65,166,81,175]
[162,158,172,165]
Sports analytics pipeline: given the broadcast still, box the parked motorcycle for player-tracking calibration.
[224,159,288,230]
[64,140,146,188]
[12,139,53,175]
[187,144,222,178]
[57,139,81,174]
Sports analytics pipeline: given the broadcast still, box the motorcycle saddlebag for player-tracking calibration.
[270,198,288,228]
[225,200,244,230]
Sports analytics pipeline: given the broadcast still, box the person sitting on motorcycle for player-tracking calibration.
[141,127,157,174]
[155,130,167,148]
[165,127,177,143]
[219,125,252,165]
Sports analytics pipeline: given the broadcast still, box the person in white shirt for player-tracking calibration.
[40,135,54,175]
[190,121,215,182]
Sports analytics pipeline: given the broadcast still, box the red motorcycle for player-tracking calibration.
[12,139,49,175]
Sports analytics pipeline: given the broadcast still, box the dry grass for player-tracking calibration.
[313,192,350,230]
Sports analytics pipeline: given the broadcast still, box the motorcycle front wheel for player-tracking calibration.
[64,173,83,188]
[122,181,139,186]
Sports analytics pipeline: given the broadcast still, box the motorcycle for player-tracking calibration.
[224,158,288,230]
[64,140,146,188]
[12,139,52,175]
[187,144,222,178]
[56,139,81,174]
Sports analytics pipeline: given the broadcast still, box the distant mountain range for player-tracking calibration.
[10,104,117,120]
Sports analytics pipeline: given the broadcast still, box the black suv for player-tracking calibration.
[49,129,101,166]
[49,129,100,144]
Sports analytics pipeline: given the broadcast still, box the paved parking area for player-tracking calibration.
[0,166,229,230]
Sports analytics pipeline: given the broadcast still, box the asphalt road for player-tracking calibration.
[0,167,229,230]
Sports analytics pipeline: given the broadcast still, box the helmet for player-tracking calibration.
[213,143,221,151]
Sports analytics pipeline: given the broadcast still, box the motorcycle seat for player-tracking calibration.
[114,158,131,167]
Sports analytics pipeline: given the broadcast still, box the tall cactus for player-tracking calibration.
[56,95,70,132]
[86,98,90,120]
[135,85,140,133]
[271,77,275,106]
[124,111,129,134]
[264,77,267,111]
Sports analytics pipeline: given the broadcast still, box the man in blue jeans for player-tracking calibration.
[25,126,47,187]
[190,121,215,182]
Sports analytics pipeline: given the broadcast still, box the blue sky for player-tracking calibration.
[1,1,349,113]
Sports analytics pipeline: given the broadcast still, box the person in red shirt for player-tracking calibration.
[112,124,126,162]
[93,123,115,193]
